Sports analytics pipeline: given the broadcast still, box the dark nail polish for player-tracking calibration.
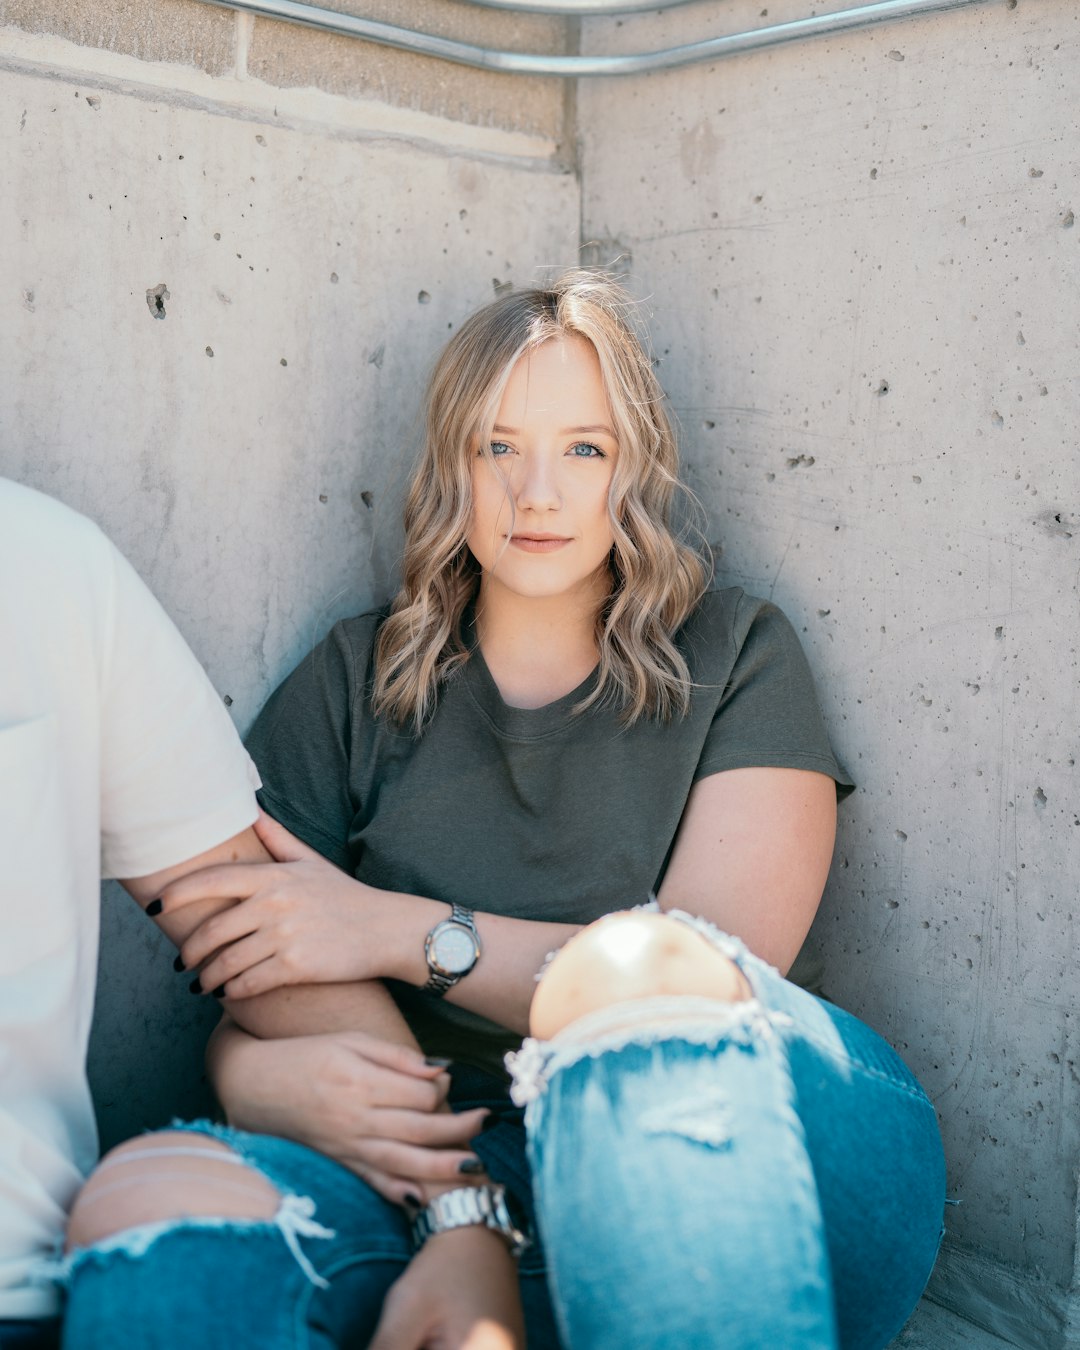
[458,1158,486,1176]
[424,1056,452,1069]
[146,899,163,917]
[211,985,226,999]
[173,954,186,973]
[402,1193,422,1212]
[188,977,202,995]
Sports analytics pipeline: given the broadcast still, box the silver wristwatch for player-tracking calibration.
[410,1184,530,1256]
[423,903,481,996]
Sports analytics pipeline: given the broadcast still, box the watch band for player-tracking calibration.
[423,967,457,997]
[410,1184,530,1256]
[423,903,480,997]
[448,902,476,931]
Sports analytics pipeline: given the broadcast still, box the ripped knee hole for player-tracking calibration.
[529,911,751,1040]
[66,1133,281,1251]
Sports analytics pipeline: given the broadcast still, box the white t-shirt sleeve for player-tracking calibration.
[97,539,260,879]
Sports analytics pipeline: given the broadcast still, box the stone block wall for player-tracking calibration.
[1,0,573,143]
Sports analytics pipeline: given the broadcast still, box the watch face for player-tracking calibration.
[433,924,478,975]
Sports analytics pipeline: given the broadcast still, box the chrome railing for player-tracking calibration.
[201,0,992,75]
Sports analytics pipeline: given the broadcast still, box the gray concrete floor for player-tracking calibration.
[889,1300,1019,1348]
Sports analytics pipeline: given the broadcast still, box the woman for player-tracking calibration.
[63,272,944,1349]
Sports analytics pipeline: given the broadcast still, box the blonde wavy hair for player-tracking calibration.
[373,270,710,732]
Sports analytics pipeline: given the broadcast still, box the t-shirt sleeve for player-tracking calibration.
[98,539,260,879]
[244,622,361,871]
[694,594,854,796]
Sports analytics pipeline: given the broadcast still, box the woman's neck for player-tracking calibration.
[474,580,605,710]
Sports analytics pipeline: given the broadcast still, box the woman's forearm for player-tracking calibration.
[214,894,578,1039]
[221,972,420,1044]
[375,892,582,1036]
[207,1015,274,1127]
[162,821,583,1034]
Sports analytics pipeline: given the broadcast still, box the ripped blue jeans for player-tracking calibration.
[60,921,944,1349]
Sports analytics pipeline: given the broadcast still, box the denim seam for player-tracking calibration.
[786,1035,937,1106]
[311,1249,412,1280]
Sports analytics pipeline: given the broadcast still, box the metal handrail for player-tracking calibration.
[439,0,708,11]
[204,0,991,75]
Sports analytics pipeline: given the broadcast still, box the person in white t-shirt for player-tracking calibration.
[0,478,263,1347]
[0,479,482,1350]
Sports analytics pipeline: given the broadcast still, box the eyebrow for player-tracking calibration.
[492,423,617,437]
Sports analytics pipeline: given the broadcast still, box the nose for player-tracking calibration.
[514,450,561,514]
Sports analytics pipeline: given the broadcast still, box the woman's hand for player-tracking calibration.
[209,1019,489,1205]
[160,813,397,998]
[370,1227,525,1350]
[164,812,584,1032]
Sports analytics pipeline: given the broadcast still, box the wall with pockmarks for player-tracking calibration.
[578,0,1078,1341]
[0,2,580,1142]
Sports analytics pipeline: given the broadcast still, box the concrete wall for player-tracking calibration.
[578,0,1079,1341]
[0,0,580,1142]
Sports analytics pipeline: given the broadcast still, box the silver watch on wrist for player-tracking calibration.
[423,903,481,996]
[410,1184,530,1256]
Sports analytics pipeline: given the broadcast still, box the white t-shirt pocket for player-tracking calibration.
[0,714,76,976]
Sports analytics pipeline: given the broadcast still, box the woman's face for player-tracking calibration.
[467,335,619,608]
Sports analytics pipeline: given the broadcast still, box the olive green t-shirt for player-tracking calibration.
[246,588,853,1078]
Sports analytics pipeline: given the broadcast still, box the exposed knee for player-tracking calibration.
[529,911,751,1040]
[66,1132,281,1252]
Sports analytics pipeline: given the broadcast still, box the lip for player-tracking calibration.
[508,534,573,552]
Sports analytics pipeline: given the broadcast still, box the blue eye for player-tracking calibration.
[569,442,605,459]
[489,441,513,457]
